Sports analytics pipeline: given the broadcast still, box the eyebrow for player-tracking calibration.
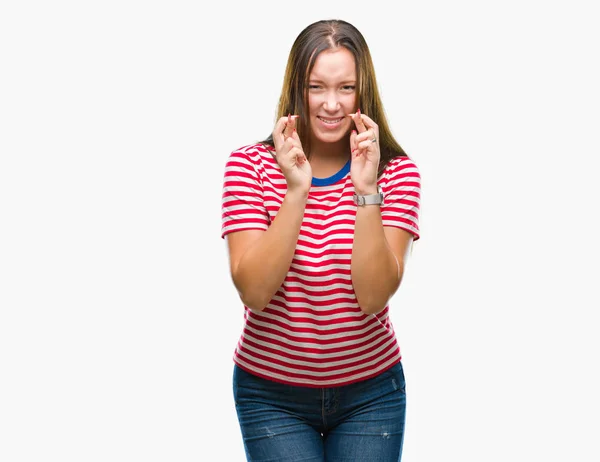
[308,78,357,84]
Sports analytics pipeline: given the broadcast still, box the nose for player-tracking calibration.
[323,90,340,112]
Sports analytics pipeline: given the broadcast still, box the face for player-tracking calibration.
[307,47,357,145]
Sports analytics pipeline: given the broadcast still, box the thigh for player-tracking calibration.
[324,362,407,462]
[233,365,324,461]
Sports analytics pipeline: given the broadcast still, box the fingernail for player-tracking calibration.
[351,130,357,135]
[357,108,361,115]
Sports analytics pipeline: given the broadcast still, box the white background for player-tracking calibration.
[1,1,599,461]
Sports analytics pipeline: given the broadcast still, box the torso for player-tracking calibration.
[221,143,420,388]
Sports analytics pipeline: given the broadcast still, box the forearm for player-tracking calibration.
[351,206,402,314]
[233,190,308,311]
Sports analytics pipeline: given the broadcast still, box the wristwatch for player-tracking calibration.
[353,185,384,206]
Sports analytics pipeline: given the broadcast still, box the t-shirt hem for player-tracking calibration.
[221,226,268,239]
[232,356,402,389]
[382,223,420,241]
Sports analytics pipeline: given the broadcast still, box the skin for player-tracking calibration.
[227,47,413,314]
[306,48,356,174]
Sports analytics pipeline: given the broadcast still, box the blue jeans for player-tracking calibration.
[233,362,407,461]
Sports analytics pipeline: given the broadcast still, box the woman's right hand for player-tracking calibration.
[272,115,312,195]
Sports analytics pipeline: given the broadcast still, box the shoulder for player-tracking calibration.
[381,155,420,182]
[223,143,281,184]
[224,142,277,174]
[227,143,273,163]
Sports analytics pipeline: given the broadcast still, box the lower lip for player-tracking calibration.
[317,117,344,130]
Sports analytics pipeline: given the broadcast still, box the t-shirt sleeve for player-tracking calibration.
[380,157,421,240]
[221,149,270,239]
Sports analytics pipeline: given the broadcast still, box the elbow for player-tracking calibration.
[235,283,270,312]
[357,295,388,315]
[356,283,399,315]
[359,303,387,315]
[240,293,268,312]
[354,280,397,315]
[232,272,272,312]
[353,256,404,316]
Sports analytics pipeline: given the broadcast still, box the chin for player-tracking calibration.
[315,132,348,144]
[311,124,352,144]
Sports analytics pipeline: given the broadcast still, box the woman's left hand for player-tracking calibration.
[349,110,380,195]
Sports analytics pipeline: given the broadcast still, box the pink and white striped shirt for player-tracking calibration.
[221,143,421,387]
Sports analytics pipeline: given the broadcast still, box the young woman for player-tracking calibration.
[221,19,421,461]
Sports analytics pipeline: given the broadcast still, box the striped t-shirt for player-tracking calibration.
[221,143,421,387]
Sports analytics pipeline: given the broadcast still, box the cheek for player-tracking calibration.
[308,95,319,114]
[342,94,356,110]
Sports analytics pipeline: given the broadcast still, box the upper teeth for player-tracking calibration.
[320,117,343,123]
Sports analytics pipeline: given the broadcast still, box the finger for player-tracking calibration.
[290,127,304,148]
[282,134,304,161]
[351,144,363,159]
[289,146,307,165]
[357,113,379,135]
[296,150,307,165]
[350,129,358,153]
[272,116,290,151]
[357,139,378,151]
[283,135,296,154]
[355,128,378,145]
[352,109,367,133]
[283,114,299,140]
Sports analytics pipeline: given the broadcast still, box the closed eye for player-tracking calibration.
[308,85,355,91]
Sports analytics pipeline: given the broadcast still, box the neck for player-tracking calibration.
[309,137,351,164]
[308,137,351,178]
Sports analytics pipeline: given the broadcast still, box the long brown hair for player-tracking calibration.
[260,19,407,176]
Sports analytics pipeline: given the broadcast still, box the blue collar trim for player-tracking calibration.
[311,159,351,186]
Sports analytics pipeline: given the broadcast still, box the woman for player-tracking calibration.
[221,19,421,461]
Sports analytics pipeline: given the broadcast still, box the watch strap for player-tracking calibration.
[353,186,384,206]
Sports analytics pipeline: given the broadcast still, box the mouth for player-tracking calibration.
[316,116,346,131]
[317,116,345,125]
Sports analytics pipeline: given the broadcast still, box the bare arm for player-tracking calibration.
[225,116,311,312]
[351,205,413,314]
[348,111,417,314]
[226,190,308,312]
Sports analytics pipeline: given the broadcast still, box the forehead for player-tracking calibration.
[309,47,356,81]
